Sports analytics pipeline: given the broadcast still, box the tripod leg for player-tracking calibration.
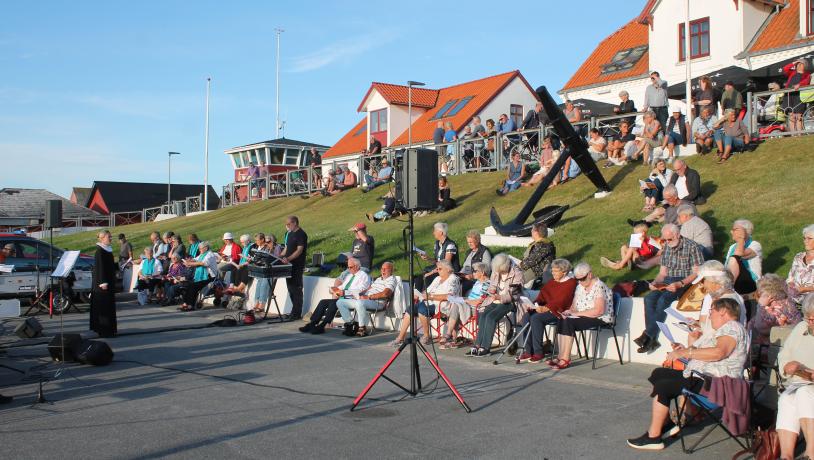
[351,341,412,411]
[417,342,471,413]
[492,323,529,365]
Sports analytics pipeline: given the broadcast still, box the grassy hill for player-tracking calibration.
[54,136,814,285]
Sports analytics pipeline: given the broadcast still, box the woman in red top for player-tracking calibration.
[783,60,812,134]
[600,223,659,271]
[518,259,578,363]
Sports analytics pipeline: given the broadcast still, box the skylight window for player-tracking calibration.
[600,45,648,74]
[429,99,458,120]
[444,96,474,117]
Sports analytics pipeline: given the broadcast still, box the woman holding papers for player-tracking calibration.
[548,262,613,369]
[776,294,814,460]
[640,159,673,212]
[518,259,577,363]
[467,254,524,357]
[390,260,459,347]
[90,230,117,338]
[627,297,747,451]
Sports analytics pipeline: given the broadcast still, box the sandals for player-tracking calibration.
[547,358,571,369]
[356,327,370,337]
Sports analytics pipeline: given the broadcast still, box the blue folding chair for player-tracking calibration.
[673,370,752,453]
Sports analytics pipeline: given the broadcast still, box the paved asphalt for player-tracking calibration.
[0,298,751,459]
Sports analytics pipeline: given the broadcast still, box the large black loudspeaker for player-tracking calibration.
[48,333,83,362]
[396,148,438,210]
[44,199,62,229]
[75,340,114,366]
[14,317,43,338]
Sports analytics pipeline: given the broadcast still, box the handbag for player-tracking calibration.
[731,427,780,460]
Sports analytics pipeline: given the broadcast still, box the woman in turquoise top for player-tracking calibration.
[187,233,200,258]
[181,241,216,311]
[497,152,525,196]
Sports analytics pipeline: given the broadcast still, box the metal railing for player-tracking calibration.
[748,83,814,139]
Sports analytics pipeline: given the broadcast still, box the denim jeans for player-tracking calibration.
[723,136,745,151]
[474,303,513,350]
[643,276,688,340]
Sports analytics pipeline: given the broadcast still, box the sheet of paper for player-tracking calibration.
[508,255,522,265]
[672,322,692,333]
[657,321,676,344]
[51,250,80,278]
[665,307,691,323]
[518,296,534,308]
[413,288,425,301]
[447,295,466,304]
[412,246,426,257]
[628,233,643,249]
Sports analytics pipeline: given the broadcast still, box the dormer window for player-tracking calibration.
[679,17,710,61]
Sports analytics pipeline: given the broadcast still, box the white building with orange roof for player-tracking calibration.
[323,70,539,169]
[559,0,814,117]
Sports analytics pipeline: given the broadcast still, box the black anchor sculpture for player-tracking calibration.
[489,85,612,237]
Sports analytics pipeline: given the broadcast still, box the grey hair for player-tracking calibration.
[436,259,453,272]
[491,253,512,274]
[663,184,678,198]
[700,260,733,290]
[466,230,481,242]
[573,262,592,279]
[757,273,788,300]
[240,234,251,244]
[144,246,153,254]
[199,240,211,250]
[733,219,754,236]
[802,293,814,316]
[619,90,629,97]
[802,224,814,239]
[381,260,394,268]
[551,258,572,273]
[725,108,737,115]
[254,232,266,241]
[433,222,448,235]
[532,221,548,237]
[644,110,656,119]
[662,223,680,238]
[98,230,111,239]
[677,204,696,217]
[346,256,360,268]
[471,261,489,275]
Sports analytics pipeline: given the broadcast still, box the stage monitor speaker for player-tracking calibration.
[75,340,114,366]
[14,317,43,338]
[396,148,438,210]
[44,199,62,229]
[47,333,83,362]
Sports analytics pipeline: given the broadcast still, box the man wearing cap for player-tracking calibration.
[636,223,704,353]
[281,216,307,320]
[299,257,370,334]
[660,108,689,162]
[362,157,392,192]
[347,223,375,271]
[719,81,743,114]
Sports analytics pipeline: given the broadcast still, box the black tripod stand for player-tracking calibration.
[350,210,470,412]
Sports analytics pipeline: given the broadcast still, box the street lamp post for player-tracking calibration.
[168,151,181,208]
[406,80,425,148]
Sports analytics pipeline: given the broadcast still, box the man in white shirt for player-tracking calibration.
[336,261,397,336]
[299,257,371,334]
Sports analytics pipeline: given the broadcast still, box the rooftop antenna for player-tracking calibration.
[274,27,284,139]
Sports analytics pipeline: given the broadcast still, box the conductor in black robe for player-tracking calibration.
[90,230,117,337]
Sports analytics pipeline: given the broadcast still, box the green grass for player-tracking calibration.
[54,136,814,284]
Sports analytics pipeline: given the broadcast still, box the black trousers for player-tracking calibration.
[183,279,210,305]
[557,316,607,336]
[308,298,338,326]
[648,367,704,407]
[286,270,304,317]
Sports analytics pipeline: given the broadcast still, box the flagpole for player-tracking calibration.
[204,77,211,211]
[275,28,284,138]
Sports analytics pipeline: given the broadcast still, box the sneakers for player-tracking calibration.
[466,347,490,357]
[518,352,533,363]
[626,432,665,450]
[529,354,545,363]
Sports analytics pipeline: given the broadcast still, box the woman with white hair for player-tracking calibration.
[750,273,801,347]
[90,230,117,338]
[776,294,814,460]
[181,240,218,311]
[691,260,746,333]
[725,219,762,297]
[548,262,613,369]
[391,260,459,347]
[787,224,814,305]
[467,254,525,357]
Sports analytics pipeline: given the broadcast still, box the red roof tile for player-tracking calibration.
[390,70,532,146]
[749,0,814,54]
[323,118,367,159]
[560,20,650,92]
[357,83,438,112]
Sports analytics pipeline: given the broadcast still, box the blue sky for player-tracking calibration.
[1,1,641,199]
